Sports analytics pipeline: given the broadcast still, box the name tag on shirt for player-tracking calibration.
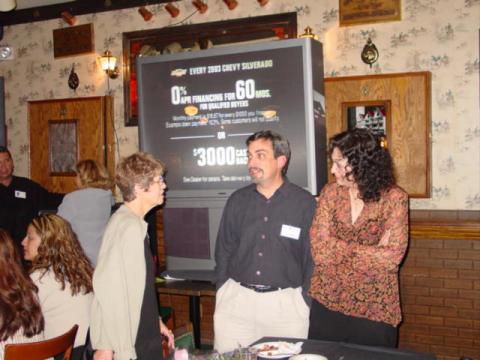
[280,224,301,240]
[15,190,27,199]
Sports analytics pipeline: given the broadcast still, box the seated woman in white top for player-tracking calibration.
[22,214,93,360]
[58,159,114,266]
[0,229,44,359]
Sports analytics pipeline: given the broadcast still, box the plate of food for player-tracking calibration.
[250,341,303,359]
[290,354,328,360]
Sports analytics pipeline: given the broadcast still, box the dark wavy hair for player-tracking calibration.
[0,229,44,341]
[329,128,394,202]
[29,214,93,296]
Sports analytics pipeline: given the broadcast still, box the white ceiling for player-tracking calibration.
[16,0,74,10]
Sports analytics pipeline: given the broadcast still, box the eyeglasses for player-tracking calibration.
[153,175,165,184]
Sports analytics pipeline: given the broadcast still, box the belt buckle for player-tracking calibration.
[252,285,276,293]
[253,285,272,292]
[240,282,279,292]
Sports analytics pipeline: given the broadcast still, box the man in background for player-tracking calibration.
[0,146,63,252]
[214,130,316,352]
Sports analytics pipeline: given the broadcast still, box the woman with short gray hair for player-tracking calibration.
[90,152,174,360]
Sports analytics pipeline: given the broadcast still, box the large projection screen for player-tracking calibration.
[137,38,326,274]
[137,38,324,199]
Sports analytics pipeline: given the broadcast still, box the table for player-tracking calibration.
[157,280,216,349]
[253,337,437,360]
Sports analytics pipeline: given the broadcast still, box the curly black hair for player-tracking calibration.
[329,128,394,202]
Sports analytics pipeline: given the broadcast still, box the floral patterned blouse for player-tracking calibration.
[309,182,409,326]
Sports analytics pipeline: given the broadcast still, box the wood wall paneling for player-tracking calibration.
[29,96,114,193]
[325,72,432,198]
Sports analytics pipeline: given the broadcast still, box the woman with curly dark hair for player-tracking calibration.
[0,229,44,358]
[22,214,93,360]
[308,128,408,347]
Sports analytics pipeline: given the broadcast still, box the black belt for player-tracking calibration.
[240,282,284,293]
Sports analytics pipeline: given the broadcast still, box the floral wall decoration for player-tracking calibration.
[0,0,478,210]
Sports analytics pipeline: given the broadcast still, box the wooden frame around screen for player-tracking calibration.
[122,12,297,126]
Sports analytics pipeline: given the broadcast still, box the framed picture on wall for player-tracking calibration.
[53,24,94,58]
[343,100,391,147]
[339,0,401,26]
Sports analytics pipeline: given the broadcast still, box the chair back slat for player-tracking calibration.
[174,322,194,350]
[4,324,78,360]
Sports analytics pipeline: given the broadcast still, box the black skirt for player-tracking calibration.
[134,235,163,359]
[308,299,398,347]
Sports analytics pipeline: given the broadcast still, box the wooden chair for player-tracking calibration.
[4,324,78,360]
[162,322,195,358]
[173,322,194,351]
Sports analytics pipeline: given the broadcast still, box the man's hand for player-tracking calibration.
[160,319,175,349]
[93,349,113,360]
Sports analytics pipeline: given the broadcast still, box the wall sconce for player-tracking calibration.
[223,0,238,10]
[100,50,119,79]
[257,0,269,6]
[165,3,180,17]
[0,45,13,60]
[61,11,77,26]
[192,0,208,13]
[138,6,153,21]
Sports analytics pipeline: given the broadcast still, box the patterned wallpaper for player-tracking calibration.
[0,0,478,209]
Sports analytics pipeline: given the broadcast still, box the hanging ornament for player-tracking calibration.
[68,64,79,91]
[361,38,379,68]
[299,26,319,40]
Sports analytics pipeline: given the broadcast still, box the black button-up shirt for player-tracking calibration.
[214,179,316,292]
[0,176,63,248]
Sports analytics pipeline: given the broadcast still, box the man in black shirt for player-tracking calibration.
[214,131,316,353]
[0,146,63,252]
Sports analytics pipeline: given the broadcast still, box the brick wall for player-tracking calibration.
[158,210,480,355]
[156,210,215,345]
[398,213,480,360]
